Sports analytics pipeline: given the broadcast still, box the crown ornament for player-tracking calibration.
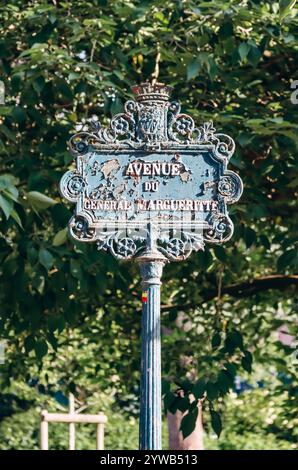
[131,82,173,102]
[69,80,236,160]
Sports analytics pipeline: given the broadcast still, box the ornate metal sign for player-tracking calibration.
[60,82,243,451]
[60,83,242,261]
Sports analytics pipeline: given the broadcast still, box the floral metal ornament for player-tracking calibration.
[60,82,243,261]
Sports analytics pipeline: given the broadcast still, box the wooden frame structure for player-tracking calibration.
[40,394,107,450]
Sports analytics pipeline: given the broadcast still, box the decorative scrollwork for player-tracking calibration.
[111,116,130,135]
[116,238,137,258]
[166,238,185,258]
[196,121,216,142]
[204,214,233,243]
[60,171,86,202]
[67,83,235,160]
[110,113,135,140]
[69,134,91,155]
[67,175,85,197]
[95,225,206,262]
[157,230,204,261]
[97,232,142,260]
[218,172,243,203]
[172,114,195,141]
[213,133,235,160]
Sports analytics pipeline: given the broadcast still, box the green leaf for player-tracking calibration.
[163,391,176,411]
[53,227,68,246]
[213,245,227,263]
[188,399,199,413]
[196,249,213,269]
[224,330,244,353]
[33,76,46,94]
[69,382,77,394]
[211,332,221,349]
[10,209,23,228]
[177,396,190,412]
[230,330,244,350]
[70,259,82,280]
[165,394,180,414]
[241,351,253,373]
[247,46,261,67]
[224,363,237,377]
[0,124,16,142]
[27,191,57,211]
[39,248,54,270]
[219,21,233,38]
[34,340,48,360]
[0,106,13,116]
[180,407,198,439]
[32,274,45,294]
[0,174,18,190]
[48,315,66,334]
[277,249,297,271]
[24,335,36,353]
[193,378,206,399]
[217,370,231,393]
[11,106,26,124]
[0,194,13,219]
[180,379,194,393]
[244,227,256,249]
[238,42,250,61]
[162,379,170,394]
[210,410,222,437]
[187,59,201,81]
[206,381,219,400]
[2,186,19,202]
[56,79,73,101]
[260,235,270,250]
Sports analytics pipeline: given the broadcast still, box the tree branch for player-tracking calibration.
[161,275,298,313]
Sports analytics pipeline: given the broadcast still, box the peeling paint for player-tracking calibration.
[113,183,127,199]
[101,159,120,179]
[128,188,137,197]
[180,171,192,182]
[203,180,217,193]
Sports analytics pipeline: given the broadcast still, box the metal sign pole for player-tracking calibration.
[138,224,166,450]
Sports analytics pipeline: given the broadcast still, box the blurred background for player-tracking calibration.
[0,0,297,450]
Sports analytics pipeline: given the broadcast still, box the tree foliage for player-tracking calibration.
[0,0,297,445]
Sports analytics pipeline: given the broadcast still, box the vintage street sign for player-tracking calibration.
[60,82,243,450]
[60,83,242,261]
